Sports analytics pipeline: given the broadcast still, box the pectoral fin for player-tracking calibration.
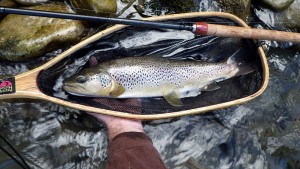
[109,85,125,97]
[164,91,183,107]
[202,82,220,91]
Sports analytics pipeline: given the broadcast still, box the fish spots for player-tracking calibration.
[112,69,145,90]
[103,57,235,94]
[64,56,243,99]
[99,74,112,88]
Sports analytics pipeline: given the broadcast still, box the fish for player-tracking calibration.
[62,56,254,106]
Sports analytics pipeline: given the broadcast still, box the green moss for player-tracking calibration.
[144,0,196,15]
[69,0,117,17]
[216,0,251,20]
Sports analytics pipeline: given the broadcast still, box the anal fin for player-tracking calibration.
[202,82,220,91]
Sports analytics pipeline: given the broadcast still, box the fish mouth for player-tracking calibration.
[62,84,76,90]
[62,84,84,93]
[63,83,86,90]
[62,84,99,97]
[62,84,88,97]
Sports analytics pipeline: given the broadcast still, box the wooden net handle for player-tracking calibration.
[195,22,300,43]
[0,69,44,99]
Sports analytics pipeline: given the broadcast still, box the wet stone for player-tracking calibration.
[143,0,251,21]
[283,0,300,30]
[0,0,17,19]
[0,0,16,7]
[216,0,251,21]
[254,0,300,32]
[69,0,117,17]
[0,3,86,61]
[144,0,197,15]
[258,0,295,12]
[13,0,51,6]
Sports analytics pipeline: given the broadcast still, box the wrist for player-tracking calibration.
[107,120,144,141]
[87,112,144,141]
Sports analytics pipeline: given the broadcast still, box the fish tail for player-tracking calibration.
[235,64,256,76]
[226,48,245,65]
[226,48,256,76]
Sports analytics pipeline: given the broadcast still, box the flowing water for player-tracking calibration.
[1,1,300,169]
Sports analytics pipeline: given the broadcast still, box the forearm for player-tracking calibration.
[87,112,168,169]
[106,132,168,169]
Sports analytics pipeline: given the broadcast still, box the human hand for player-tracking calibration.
[88,112,144,141]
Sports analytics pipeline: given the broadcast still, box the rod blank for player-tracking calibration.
[0,7,193,31]
[1,7,300,43]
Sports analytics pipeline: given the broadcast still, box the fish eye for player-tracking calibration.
[76,76,87,83]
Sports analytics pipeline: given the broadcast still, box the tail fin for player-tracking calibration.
[226,48,246,65]
[226,48,257,76]
[235,64,256,76]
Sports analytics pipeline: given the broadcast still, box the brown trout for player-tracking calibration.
[63,56,253,106]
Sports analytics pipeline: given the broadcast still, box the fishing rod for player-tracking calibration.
[0,7,300,43]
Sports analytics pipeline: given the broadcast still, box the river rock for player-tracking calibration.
[254,0,300,31]
[0,0,16,7]
[257,0,295,12]
[13,0,51,6]
[284,0,300,30]
[0,3,86,61]
[144,0,197,15]
[0,0,17,19]
[69,0,117,17]
[143,0,251,21]
[216,0,251,21]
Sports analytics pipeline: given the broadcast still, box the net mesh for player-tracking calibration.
[37,16,263,115]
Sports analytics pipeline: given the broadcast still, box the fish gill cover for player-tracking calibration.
[37,16,263,114]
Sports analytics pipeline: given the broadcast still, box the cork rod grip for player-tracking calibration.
[195,22,300,43]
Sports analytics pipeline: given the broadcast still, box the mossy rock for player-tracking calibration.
[216,0,252,21]
[143,0,251,21]
[0,3,86,61]
[0,0,17,19]
[13,0,51,6]
[0,0,16,7]
[144,0,196,15]
[69,0,117,17]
